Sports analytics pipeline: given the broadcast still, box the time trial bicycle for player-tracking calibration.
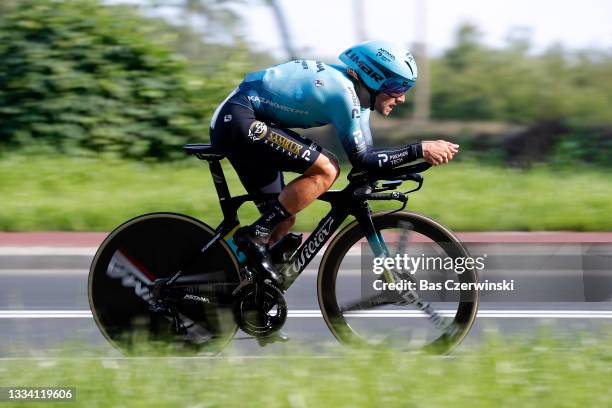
[88,143,479,354]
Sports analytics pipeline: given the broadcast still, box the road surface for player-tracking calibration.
[1,232,611,357]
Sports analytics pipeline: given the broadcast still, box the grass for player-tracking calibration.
[1,154,611,231]
[1,334,612,407]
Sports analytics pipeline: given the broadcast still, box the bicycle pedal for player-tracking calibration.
[256,330,289,347]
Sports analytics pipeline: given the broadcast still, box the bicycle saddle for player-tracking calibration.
[183,144,226,161]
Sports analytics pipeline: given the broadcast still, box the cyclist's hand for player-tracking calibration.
[422,140,459,166]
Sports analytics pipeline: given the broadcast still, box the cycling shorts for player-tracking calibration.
[210,97,327,212]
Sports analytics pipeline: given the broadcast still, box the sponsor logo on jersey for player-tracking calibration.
[247,95,309,115]
[224,114,232,122]
[344,49,384,83]
[388,149,411,165]
[347,86,359,107]
[377,153,389,167]
[353,130,366,153]
[248,121,268,141]
[266,131,304,156]
[314,80,324,87]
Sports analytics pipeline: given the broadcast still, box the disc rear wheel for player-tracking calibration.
[88,213,240,355]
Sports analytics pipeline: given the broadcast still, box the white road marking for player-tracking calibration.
[0,311,93,318]
[0,269,89,276]
[0,247,97,256]
[1,310,612,319]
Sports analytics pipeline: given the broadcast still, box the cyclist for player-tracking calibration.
[210,40,458,286]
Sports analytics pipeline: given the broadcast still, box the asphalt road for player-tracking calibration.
[1,243,612,357]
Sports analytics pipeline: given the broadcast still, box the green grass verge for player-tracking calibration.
[1,334,612,407]
[1,155,611,231]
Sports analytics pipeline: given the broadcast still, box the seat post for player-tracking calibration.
[208,160,234,218]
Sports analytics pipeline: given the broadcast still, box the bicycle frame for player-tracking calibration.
[196,160,390,292]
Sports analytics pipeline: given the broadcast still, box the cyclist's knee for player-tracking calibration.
[307,152,340,188]
[325,151,341,183]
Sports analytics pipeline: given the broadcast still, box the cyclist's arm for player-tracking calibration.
[359,110,373,146]
[331,94,423,171]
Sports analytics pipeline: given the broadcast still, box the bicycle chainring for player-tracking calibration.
[232,282,287,337]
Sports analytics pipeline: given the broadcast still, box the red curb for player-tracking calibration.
[456,232,612,243]
[0,231,611,247]
[0,232,108,247]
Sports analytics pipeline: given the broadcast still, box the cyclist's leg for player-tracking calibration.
[250,153,341,243]
[230,127,339,238]
[249,173,296,245]
[213,102,337,229]
[211,102,339,284]
[247,149,340,243]
[279,150,340,213]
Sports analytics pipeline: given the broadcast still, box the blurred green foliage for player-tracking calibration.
[550,128,612,166]
[2,333,612,407]
[429,24,612,124]
[2,155,611,231]
[432,120,612,168]
[0,0,263,160]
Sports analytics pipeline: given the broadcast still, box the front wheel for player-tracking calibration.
[88,212,241,355]
[318,211,479,353]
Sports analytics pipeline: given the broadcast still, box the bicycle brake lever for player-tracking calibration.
[402,177,424,194]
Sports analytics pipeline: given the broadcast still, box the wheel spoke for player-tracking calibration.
[340,291,401,313]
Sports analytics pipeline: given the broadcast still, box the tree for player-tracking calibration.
[0,0,267,159]
[444,23,484,71]
[427,22,612,124]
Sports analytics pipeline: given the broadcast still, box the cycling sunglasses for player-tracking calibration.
[380,77,415,96]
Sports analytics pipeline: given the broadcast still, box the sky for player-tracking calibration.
[237,0,612,60]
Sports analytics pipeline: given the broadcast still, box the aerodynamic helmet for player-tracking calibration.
[339,40,418,95]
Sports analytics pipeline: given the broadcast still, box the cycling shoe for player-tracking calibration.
[234,226,283,286]
[270,232,303,264]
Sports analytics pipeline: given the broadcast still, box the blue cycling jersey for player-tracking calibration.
[216,59,422,170]
[231,60,371,164]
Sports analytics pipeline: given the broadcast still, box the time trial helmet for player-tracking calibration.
[339,40,418,95]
